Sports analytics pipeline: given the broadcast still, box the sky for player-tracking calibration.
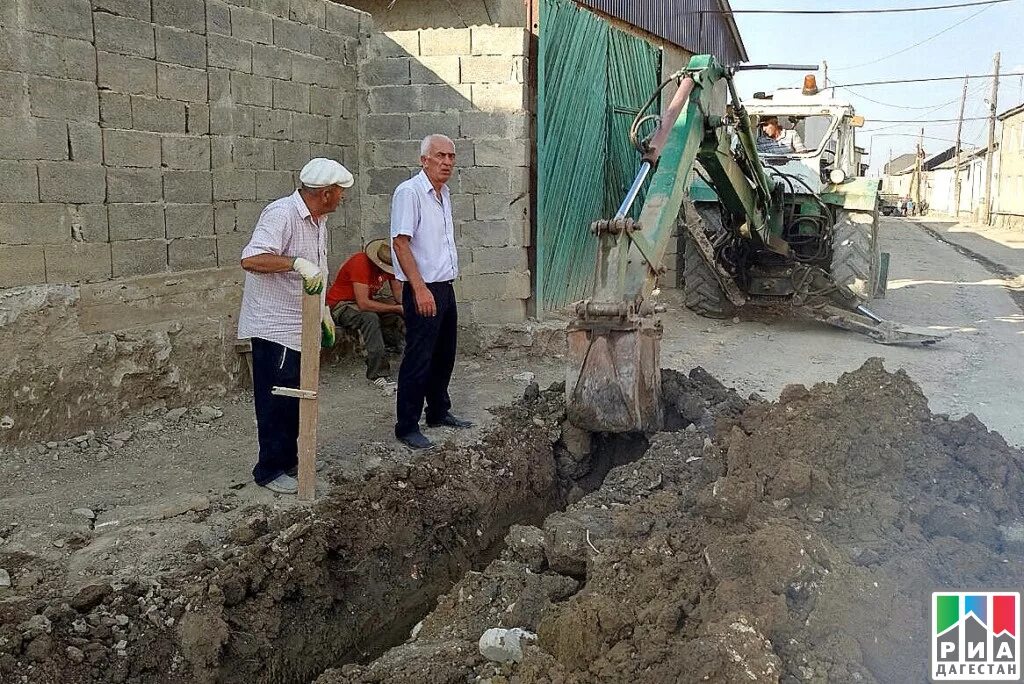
[728,0,1024,174]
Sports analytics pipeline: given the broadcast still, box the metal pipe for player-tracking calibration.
[855,304,883,322]
[641,76,696,168]
[615,162,652,219]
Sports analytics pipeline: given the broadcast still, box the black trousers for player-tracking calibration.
[395,281,457,437]
[250,337,300,485]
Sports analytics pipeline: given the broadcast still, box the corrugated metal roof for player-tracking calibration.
[575,0,748,64]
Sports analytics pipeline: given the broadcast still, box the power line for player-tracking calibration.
[832,3,993,70]
[835,71,1022,88]
[838,87,971,110]
[868,116,990,122]
[709,0,1015,13]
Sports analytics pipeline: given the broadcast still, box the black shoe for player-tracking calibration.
[398,431,433,449]
[427,413,474,429]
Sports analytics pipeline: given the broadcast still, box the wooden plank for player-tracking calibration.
[297,291,321,501]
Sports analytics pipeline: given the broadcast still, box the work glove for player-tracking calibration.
[292,257,323,295]
[321,304,336,349]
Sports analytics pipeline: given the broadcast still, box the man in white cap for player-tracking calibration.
[238,157,353,494]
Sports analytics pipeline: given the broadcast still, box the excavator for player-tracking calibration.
[566,55,947,434]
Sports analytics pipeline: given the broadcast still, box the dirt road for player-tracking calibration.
[660,216,1024,446]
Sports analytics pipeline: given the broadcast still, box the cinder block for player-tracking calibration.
[155,27,207,69]
[325,2,360,38]
[29,77,98,121]
[254,109,292,140]
[74,205,110,242]
[509,166,530,196]
[210,103,255,136]
[459,271,530,301]
[252,0,289,18]
[0,116,68,160]
[206,0,231,36]
[410,56,460,85]
[103,129,161,168]
[214,170,257,200]
[107,167,162,202]
[208,34,253,72]
[272,79,310,112]
[63,38,97,81]
[131,96,186,133]
[362,58,410,87]
[460,56,522,84]
[157,63,208,102]
[0,245,46,287]
[232,136,275,168]
[420,84,473,112]
[310,29,345,62]
[451,193,474,220]
[373,30,418,58]
[471,83,526,112]
[0,27,62,77]
[236,200,265,229]
[309,86,343,115]
[230,72,273,106]
[208,67,230,101]
[97,51,156,95]
[186,103,210,135]
[470,27,526,56]
[469,246,527,274]
[45,241,112,283]
[0,71,29,118]
[467,299,526,324]
[94,13,155,58]
[460,111,525,140]
[253,44,293,79]
[23,0,93,41]
[474,139,529,168]
[459,219,513,247]
[419,28,470,57]
[273,18,310,52]
[153,0,206,33]
[162,136,211,169]
[309,142,345,164]
[210,137,232,168]
[99,92,133,128]
[0,161,38,202]
[288,0,325,29]
[68,122,103,163]
[111,238,167,277]
[458,167,509,195]
[91,0,151,21]
[327,117,355,146]
[212,201,236,233]
[472,194,512,222]
[367,167,413,195]
[273,140,311,171]
[109,203,165,240]
[38,162,106,203]
[0,204,72,244]
[292,54,338,87]
[168,236,218,270]
[367,86,417,114]
[367,140,420,168]
[215,231,249,266]
[361,113,409,141]
[163,170,212,203]
[165,204,214,238]
[256,170,294,199]
[291,112,327,142]
[409,112,459,140]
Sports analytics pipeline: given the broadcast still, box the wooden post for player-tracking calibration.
[296,290,321,500]
[981,51,1001,225]
[953,76,968,217]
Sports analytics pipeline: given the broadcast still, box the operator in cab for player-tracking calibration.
[756,116,807,155]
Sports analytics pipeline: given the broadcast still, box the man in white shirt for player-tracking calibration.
[756,116,807,155]
[390,134,473,449]
[238,157,353,493]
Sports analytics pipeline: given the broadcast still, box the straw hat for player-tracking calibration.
[364,238,394,275]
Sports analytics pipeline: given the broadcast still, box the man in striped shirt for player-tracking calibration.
[238,158,353,494]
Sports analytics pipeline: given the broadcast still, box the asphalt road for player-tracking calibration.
[659,217,1024,446]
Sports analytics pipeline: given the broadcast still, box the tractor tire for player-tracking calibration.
[830,209,881,301]
[682,204,736,319]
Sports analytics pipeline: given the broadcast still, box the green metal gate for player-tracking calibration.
[536,0,662,312]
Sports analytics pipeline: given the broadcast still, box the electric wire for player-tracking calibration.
[708,0,1016,14]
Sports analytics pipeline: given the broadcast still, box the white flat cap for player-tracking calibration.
[299,158,354,188]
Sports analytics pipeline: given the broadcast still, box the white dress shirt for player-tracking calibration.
[389,170,459,283]
[237,191,327,352]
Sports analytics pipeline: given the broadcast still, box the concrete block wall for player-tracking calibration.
[357,26,532,324]
[0,0,368,444]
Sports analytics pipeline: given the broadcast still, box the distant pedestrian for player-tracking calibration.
[907,199,916,216]
[390,134,474,449]
[238,158,353,494]
[326,239,405,395]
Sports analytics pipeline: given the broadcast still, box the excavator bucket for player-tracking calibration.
[565,321,663,433]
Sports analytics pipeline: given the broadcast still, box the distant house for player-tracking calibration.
[995,103,1024,229]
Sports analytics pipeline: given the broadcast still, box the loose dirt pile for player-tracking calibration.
[321,359,1024,683]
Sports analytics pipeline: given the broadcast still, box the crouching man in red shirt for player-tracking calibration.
[326,239,405,394]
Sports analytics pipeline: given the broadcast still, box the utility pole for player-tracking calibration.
[981,51,1000,225]
[822,60,828,88]
[912,128,924,209]
[953,76,968,218]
